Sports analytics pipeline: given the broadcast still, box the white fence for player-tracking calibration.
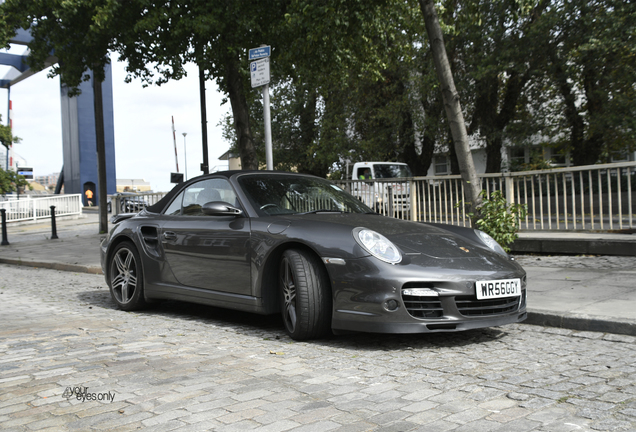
[336,161,636,231]
[110,192,167,215]
[0,194,83,223]
[44,161,633,232]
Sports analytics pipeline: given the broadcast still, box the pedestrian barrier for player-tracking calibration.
[336,161,636,231]
[109,192,167,216]
[0,194,82,223]
[8,162,631,232]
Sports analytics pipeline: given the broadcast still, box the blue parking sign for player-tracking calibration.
[249,46,271,60]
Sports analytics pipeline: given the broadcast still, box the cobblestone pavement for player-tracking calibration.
[1,262,635,432]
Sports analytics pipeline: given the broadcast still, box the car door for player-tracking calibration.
[159,178,251,295]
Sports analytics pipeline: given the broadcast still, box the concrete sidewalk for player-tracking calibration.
[1,210,636,336]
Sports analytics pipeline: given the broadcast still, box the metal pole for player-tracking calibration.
[16,162,19,201]
[263,83,273,170]
[5,86,10,170]
[199,66,210,175]
[182,133,188,180]
[50,205,59,239]
[172,116,179,173]
[1,208,8,245]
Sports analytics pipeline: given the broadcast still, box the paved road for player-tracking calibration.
[1,264,635,431]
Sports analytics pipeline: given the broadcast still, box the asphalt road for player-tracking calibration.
[1,264,635,431]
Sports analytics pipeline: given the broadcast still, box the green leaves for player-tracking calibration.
[0,116,20,150]
[0,167,30,196]
[473,190,527,253]
[3,0,633,176]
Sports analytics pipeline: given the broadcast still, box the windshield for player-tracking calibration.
[238,174,373,216]
[373,164,412,179]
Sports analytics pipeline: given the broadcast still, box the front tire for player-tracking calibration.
[279,249,332,341]
[108,241,146,311]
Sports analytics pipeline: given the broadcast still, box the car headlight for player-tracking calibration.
[353,228,402,264]
[475,229,507,256]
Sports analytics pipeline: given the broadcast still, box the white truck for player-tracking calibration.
[350,162,412,215]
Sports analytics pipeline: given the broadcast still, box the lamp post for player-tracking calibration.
[182,133,188,180]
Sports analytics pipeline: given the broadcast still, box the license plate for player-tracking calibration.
[476,278,521,300]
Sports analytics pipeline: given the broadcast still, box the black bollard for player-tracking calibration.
[50,205,59,239]
[1,208,9,246]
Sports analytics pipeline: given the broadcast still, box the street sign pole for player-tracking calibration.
[250,45,273,171]
[263,83,273,170]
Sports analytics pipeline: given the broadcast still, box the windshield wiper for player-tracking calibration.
[296,209,347,215]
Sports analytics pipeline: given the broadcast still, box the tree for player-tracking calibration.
[0,167,30,196]
[1,0,121,234]
[108,0,292,171]
[0,114,20,149]
[418,0,482,216]
[456,0,550,173]
[544,0,636,165]
[221,0,418,176]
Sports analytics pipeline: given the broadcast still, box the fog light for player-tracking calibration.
[385,299,399,311]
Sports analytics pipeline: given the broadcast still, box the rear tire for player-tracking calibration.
[279,249,332,341]
[108,241,146,311]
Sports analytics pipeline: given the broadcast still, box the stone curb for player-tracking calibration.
[526,311,636,337]
[0,257,103,275]
[512,237,636,256]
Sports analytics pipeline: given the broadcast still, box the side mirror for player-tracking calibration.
[202,201,243,216]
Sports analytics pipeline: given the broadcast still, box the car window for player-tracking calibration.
[373,164,412,179]
[164,191,184,215]
[238,174,372,216]
[180,178,239,217]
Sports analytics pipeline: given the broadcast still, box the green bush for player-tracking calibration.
[474,190,527,253]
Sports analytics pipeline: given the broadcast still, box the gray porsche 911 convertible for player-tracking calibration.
[100,171,527,340]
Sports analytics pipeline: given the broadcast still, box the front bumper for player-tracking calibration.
[326,255,527,334]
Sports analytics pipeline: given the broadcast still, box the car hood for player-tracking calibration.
[280,213,497,260]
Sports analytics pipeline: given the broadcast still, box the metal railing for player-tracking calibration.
[0,194,83,223]
[67,161,634,231]
[110,191,168,216]
[336,161,636,231]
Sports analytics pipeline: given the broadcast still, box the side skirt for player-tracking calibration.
[145,282,273,315]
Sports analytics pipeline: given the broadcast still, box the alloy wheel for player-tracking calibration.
[280,257,297,333]
[111,247,138,304]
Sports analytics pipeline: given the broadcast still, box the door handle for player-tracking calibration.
[163,231,177,241]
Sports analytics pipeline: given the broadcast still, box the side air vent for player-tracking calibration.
[140,226,160,257]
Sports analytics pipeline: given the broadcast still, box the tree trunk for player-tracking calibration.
[485,136,504,173]
[297,89,326,176]
[552,58,586,164]
[448,132,460,175]
[225,53,258,170]
[400,110,429,176]
[395,80,418,173]
[472,71,528,173]
[402,93,443,176]
[93,73,108,234]
[578,62,606,165]
[419,0,482,216]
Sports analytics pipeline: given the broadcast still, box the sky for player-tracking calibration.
[1,51,233,193]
